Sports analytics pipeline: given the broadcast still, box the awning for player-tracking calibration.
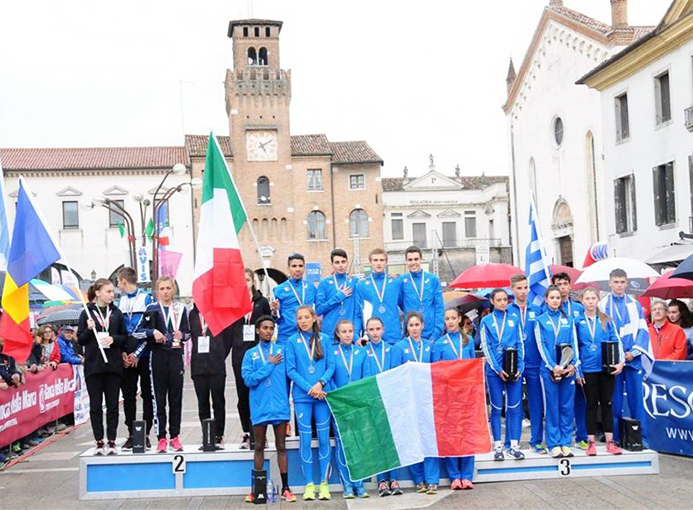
[645,243,693,266]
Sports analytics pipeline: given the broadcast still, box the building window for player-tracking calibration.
[62,201,79,229]
[349,174,365,190]
[615,93,630,141]
[265,27,270,37]
[655,71,672,125]
[489,219,495,240]
[258,47,268,66]
[247,47,257,65]
[307,211,326,240]
[464,211,477,238]
[243,27,248,37]
[307,169,323,191]
[349,209,369,238]
[254,27,260,37]
[257,176,270,204]
[614,174,637,234]
[391,218,403,240]
[108,199,125,228]
[412,223,427,248]
[553,117,564,147]
[653,162,676,226]
[442,221,457,247]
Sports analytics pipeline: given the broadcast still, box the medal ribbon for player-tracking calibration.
[299,332,316,362]
[288,280,306,306]
[446,333,464,360]
[407,336,424,363]
[258,342,273,364]
[369,341,386,373]
[338,345,354,379]
[93,305,111,333]
[492,311,508,342]
[370,274,388,307]
[409,272,425,308]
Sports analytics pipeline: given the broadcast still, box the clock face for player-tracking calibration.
[246,130,278,161]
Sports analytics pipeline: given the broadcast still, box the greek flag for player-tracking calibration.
[525,193,552,306]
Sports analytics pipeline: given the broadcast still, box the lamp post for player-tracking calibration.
[81,198,137,268]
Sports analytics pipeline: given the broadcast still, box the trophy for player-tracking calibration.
[503,348,518,381]
[551,344,574,381]
[602,341,618,374]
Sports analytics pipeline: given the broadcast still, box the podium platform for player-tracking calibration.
[79,439,659,500]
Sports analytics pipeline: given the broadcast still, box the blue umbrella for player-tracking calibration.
[672,253,693,281]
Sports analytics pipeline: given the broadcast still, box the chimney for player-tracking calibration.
[549,0,564,6]
[506,58,517,97]
[611,0,628,29]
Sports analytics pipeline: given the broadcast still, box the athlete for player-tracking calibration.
[399,246,444,341]
[361,317,403,497]
[271,254,317,344]
[331,320,369,499]
[432,308,476,490]
[241,316,296,503]
[316,249,359,338]
[535,285,580,458]
[284,306,335,501]
[479,289,525,461]
[575,288,624,456]
[392,311,439,495]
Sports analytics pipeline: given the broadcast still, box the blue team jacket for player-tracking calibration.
[316,274,360,338]
[508,302,542,369]
[330,343,366,388]
[274,278,317,344]
[241,342,290,425]
[535,308,581,374]
[285,331,335,403]
[355,272,403,344]
[362,340,396,377]
[479,309,525,375]
[574,314,624,375]
[391,337,435,366]
[399,271,444,341]
[432,331,476,361]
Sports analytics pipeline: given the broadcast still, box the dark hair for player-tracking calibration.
[489,288,508,304]
[668,299,693,328]
[254,315,275,329]
[544,284,567,318]
[510,274,528,286]
[117,267,137,285]
[288,253,305,265]
[405,311,424,336]
[404,246,423,259]
[365,316,384,328]
[609,268,628,279]
[87,278,113,302]
[333,319,354,343]
[244,267,257,296]
[368,248,388,261]
[296,305,323,360]
[551,272,571,284]
[330,248,348,262]
[444,307,469,346]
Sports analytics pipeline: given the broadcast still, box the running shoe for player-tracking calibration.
[145,437,152,450]
[462,479,474,490]
[494,446,505,461]
[550,446,563,458]
[390,480,403,496]
[106,440,118,455]
[354,486,369,498]
[215,436,224,450]
[451,478,462,490]
[586,441,597,456]
[606,441,622,455]
[122,436,133,451]
[240,433,250,450]
[244,492,254,503]
[378,481,391,497]
[416,482,427,493]
[561,446,574,458]
[342,487,355,499]
[426,484,438,495]
[507,447,525,460]
[157,438,168,453]
[577,440,588,450]
[317,481,331,500]
[94,441,106,456]
[531,444,548,454]
[302,482,316,501]
[281,489,297,502]
[170,437,184,452]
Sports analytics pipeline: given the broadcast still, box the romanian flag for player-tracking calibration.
[0,177,61,363]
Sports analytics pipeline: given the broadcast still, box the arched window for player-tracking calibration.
[349,209,369,238]
[259,47,268,66]
[257,176,270,204]
[247,47,257,65]
[307,211,326,240]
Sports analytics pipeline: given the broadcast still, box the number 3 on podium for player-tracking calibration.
[558,458,571,477]
[173,454,186,474]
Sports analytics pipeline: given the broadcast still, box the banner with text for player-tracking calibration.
[643,360,693,457]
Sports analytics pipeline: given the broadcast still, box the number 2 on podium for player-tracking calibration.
[558,458,571,476]
[173,454,186,474]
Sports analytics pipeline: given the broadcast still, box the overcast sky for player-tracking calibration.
[0,0,670,178]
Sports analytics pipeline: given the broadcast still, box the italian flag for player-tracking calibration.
[326,359,490,481]
[192,133,252,335]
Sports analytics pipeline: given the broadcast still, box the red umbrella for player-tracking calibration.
[450,263,522,289]
[549,264,582,283]
[642,270,693,299]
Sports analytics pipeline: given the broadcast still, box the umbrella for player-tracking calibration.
[443,291,484,314]
[0,271,83,306]
[36,306,82,326]
[575,257,658,295]
[450,263,522,289]
[672,252,693,281]
[642,270,693,299]
[549,264,582,283]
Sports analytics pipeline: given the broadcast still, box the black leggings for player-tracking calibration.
[583,371,616,435]
[86,372,122,442]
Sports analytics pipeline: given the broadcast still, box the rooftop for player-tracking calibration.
[382,175,507,192]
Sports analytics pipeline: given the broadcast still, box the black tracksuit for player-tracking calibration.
[77,303,127,442]
[231,291,271,434]
[137,302,190,440]
[189,305,234,439]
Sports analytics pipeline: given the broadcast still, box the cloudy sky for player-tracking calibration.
[0,0,670,178]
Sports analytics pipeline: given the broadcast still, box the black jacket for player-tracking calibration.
[0,350,21,384]
[136,302,191,354]
[77,303,127,378]
[231,291,271,365]
[188,305,234,377]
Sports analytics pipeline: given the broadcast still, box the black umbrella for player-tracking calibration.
[671,254,693,281]
[37,307,82,327]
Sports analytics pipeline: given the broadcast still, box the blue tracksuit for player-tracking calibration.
[399,271,444,341]
[432,331,475,481]
[285,331,335,484]
[391,337,439,485]
[355,272,403,344]
[535,309,581,449]
[561,299,587,442]
[574,314,624,375]
[331,343,367,491]
[119,288,154,359]
[479,309,525,443]
[274,278,317,344]
[241,341,290,425]
[316,273,360,338]
[508,302,544,447]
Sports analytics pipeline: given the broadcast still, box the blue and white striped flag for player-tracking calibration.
[525,192,552,306]
[0,155,11,270]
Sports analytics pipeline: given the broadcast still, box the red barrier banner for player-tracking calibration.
[0,364,75,447]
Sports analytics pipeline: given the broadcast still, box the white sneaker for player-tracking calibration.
[239,433,250,450]
[94,441,105,456]
[106,441,118,455]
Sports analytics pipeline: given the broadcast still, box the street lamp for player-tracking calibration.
[81,198,137,268]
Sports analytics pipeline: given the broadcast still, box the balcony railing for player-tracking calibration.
[385,238,504,251]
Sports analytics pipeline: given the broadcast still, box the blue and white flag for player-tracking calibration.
[0,155,11,270]
[525,192,552,306]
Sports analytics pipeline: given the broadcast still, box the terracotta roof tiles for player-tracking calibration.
[330,141,383,165]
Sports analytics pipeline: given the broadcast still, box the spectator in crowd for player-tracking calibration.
[667,299,693,360]
[0,336,22,389]
[56,325,83,365]
[649,301,687,360]
[38,325,61,366]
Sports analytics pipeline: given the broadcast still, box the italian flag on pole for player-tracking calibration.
[326,359,490,481]
[192,133,252,335]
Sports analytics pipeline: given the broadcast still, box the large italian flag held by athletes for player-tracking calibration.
[326,359,490,481]
[192,133,252,335]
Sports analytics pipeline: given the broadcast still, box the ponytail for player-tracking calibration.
[88,278,112,303]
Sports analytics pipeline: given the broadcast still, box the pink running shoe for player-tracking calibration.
[156,438,168,453]
[462,479,474,490]
[450,479,462,490]
[170,437,184,452]
[586,441,597,456]
[606,441,622,455]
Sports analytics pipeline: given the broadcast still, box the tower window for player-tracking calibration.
[259,47,268,66]
[254,27,260,37]
[349,209,369,238]
[265,27,270,37]
[247,47,257,65]
[243,27,248,37]
[257,176,270,205]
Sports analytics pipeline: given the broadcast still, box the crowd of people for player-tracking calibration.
[2,245,692,501]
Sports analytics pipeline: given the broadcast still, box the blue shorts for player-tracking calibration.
[253,420,287,428]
